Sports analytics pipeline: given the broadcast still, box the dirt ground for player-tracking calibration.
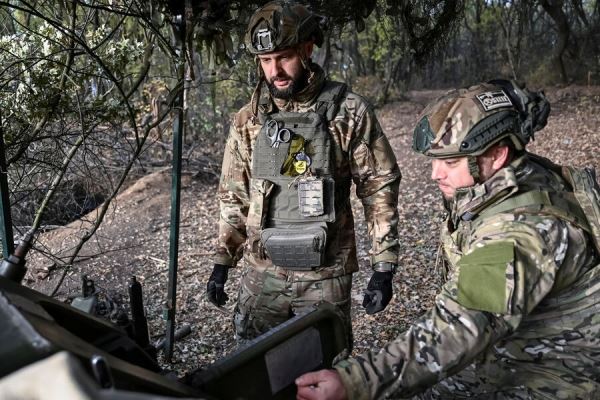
[25,85,600,376]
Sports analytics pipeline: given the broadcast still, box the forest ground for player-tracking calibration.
[26,85,600,376]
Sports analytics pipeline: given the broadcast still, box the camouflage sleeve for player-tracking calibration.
[213,122,251,267]
[348,96,401,266]
[334,216,567,399]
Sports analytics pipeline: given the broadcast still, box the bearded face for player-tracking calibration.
[258,46,311,100]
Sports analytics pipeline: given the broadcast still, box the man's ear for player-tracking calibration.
[491,145,510,170]
[302,41,314,58]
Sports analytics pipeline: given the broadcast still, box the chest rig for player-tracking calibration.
[251,81,347,269]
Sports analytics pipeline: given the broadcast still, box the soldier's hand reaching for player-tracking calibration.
[207,264,229,306]
[362,271,394,314]
[296,369,348,400]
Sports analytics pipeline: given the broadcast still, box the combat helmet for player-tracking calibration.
[245,0,324,54]
[413,79,550,162]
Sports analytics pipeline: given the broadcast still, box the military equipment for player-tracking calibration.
[153,323,192,351]
[245,1,324,55]
[249,82,347,269]
[0,275,195,396]
[0,230,33,283]
[186,301,348,400]
[70,275,99,315]
[0,273,348,399]
[413,79,551,158]
[129,276,151,350]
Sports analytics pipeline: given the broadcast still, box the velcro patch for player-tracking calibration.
[476,90,513,112]
[457,242,514,314]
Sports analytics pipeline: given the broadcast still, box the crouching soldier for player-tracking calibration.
[296,80,600,399]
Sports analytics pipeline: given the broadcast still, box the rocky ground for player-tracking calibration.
[25,85,600,377]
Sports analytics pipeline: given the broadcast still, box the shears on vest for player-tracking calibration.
[266,119,292,148]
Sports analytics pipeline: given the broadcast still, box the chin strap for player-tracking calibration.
[250,57,265,122]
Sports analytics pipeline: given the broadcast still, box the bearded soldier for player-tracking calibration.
[296,80,600,399]
[206,0,401,342]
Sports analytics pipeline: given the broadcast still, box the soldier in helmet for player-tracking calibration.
[206,0,401,342]
[296,80,600,399]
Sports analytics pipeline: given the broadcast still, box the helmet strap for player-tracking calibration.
[467,155,480,182]
[250,57,265,121]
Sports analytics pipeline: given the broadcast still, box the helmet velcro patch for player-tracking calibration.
[476,90,513,112]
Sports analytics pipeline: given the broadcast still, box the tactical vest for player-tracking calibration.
[477,156,600,257]
[250,81,347,269]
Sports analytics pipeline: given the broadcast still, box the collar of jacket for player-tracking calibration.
[258,62,327,114]
[449,154,531,225]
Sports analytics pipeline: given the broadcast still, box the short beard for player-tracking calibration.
[266,69,309,100]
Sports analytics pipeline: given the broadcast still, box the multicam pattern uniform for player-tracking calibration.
[214,64,401,339]
[335,153,600,399]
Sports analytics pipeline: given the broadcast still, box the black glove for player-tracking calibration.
[207,264,229,306]
[362,271,394,315]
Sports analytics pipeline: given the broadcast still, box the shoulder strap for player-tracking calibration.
[314,81,348,121]
[478,165,600,257]
[478,190,591,234]
[256,81,348,124]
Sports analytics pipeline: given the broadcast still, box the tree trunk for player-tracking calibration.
[379,55,403,105]
[539,0,570,84]
[314,32,332,74]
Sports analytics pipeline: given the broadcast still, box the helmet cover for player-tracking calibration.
[245,1,324,54]
[413,80,550,158]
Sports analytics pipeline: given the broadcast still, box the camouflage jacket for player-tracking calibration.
[335,153,600,399]
[214,64,400,275]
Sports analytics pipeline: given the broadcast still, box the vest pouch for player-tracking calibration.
[260,224,327,269]
[247,178,275,256]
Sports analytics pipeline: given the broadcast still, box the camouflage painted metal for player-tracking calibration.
[413,80,550,158]
[245,0,324,54]
[334,153,600,399]
[214,63,400,340]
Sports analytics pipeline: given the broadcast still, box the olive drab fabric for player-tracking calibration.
[249,84,343,269]
[413,81,550,158]
[214,63,401,339]
[334,153,600,399]
[244,0,324,54]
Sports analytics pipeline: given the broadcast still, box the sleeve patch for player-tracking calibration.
[457,242,514,314]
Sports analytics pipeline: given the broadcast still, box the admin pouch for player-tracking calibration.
[250,82,347,269]
[260,223,327,269]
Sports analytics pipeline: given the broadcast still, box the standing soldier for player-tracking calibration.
[206,1,401,342]
[296,80,600,399]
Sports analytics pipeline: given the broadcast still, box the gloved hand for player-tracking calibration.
[362,271,394,314]
[206,264,229,306]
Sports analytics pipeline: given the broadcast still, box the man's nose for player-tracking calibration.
[267,61,282,77]
[431,160,445,180]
